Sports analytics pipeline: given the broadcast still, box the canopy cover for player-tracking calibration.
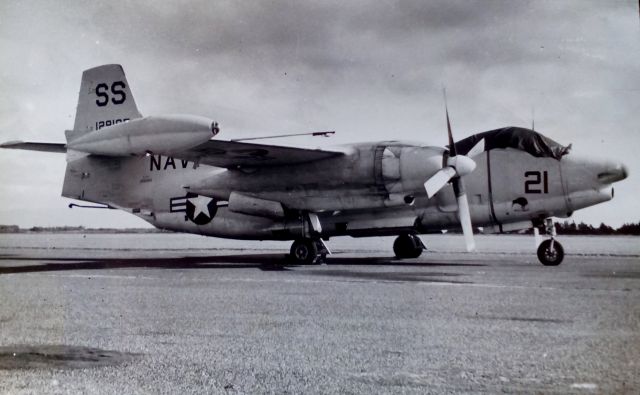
[453,127,570,160]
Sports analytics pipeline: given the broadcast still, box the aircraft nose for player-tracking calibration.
[597,162,628,184]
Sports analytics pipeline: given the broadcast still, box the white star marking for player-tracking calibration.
[188,195,213,218]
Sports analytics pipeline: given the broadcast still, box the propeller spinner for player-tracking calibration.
[423,99,477,252]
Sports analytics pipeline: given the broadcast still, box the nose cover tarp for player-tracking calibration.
[453,127,570,160]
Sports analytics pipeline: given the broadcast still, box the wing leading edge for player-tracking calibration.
[173,139,344,168]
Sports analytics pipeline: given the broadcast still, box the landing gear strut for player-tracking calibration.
[393,233,425,259]
[289,239,329,265]
[536,218,564,266]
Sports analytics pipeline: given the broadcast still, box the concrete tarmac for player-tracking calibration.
[0,234,638,394]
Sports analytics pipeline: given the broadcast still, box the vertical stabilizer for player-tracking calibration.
[72,64,142,138]
[64,64,142,201]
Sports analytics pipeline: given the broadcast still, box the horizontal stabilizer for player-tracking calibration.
[0,141,66,153]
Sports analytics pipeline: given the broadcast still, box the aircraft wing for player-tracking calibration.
[174,139,344,168]
[0,138,344,168]
[0,141,67,153]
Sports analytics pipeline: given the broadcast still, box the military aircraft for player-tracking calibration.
[1,64,628,265]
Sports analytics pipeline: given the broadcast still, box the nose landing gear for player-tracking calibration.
[536,218,564,266]
[537,239,564,266]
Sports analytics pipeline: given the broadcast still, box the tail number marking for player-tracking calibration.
[525,171,549,194]
[95,81,127,106]
[96,118,129,130]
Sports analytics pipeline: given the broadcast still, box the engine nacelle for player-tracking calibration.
[66,114,217,156]
[153,209,305,240]
[228,192,285,218]
[377,145,446,198]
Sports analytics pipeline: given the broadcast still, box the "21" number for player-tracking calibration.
[525,171,549,194]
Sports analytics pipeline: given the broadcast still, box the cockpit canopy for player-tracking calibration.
[454,126,571,160]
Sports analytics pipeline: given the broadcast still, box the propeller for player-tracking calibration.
[423,94,477,252]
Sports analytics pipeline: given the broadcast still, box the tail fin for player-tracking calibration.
[72,64,142,139]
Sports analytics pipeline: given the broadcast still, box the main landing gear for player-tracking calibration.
[289,239,330,265]
[393,233,425,259]
[536,218,564,266]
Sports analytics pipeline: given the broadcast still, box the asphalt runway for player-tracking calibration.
[0,234,638,394]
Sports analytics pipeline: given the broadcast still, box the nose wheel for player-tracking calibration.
[536,218,565,266]
[537,239,564,266]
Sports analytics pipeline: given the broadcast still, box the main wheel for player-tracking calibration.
[393,234,423,259]
[537,239,564,266]
[290,239,318,264]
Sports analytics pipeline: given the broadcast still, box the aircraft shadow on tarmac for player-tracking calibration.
[0,253,484,275]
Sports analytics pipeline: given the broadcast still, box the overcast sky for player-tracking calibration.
[0,0,638,228]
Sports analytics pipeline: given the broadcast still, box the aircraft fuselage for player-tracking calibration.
[61,140,624,240]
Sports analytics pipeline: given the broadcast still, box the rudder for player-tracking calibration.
[72,64,142,138]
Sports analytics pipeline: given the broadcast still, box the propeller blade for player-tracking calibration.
[446,107,456,156]
[443,89,457,156]
[452,179,476,252]
[447,155,476,177]
[424,155,476,198]
[440,91,475,251]
[457,193,476,252]
[424,167,457,198]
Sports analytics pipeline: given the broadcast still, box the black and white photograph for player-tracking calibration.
[0,1,638,393]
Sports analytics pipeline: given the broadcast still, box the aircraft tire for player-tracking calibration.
[393,234,423,259]
[290,239,319,265]
[537,239,564,266]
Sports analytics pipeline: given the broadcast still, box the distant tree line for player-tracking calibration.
[553,221,640,235]
[0,225,20,233]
